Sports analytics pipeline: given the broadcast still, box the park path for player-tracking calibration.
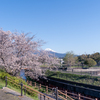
[1,87,63,100]
[0,87,34,100]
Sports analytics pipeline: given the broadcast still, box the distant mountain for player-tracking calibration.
[49,51,66,58]
[45,48,78,58]
[45,48,66,58]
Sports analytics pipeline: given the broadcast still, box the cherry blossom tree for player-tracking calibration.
[38,50,60,69]
[0,29,14,72]
[11,32,43,76]
[0,29,60,78]
[0,30,41,75]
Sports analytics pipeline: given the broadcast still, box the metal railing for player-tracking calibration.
[5,76,98,100]
[5,76,54,100]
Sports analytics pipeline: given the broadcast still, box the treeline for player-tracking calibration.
[63,51,100,68]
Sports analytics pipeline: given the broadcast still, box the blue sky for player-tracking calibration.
[0,0,100,55]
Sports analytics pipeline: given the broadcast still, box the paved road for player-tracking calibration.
[0,87,34,100]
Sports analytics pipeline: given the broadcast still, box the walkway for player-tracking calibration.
[0,87,34,100]
[1,87,63,100]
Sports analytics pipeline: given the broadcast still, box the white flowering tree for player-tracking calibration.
[38,50,60,68]
[0,29,14,72]
[0,29,60,78]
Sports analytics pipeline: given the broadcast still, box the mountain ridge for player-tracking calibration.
[48,51,66,58]
[45,48,78,58]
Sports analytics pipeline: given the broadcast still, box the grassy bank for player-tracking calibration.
[0,69,38,100]
[45,70,100,86]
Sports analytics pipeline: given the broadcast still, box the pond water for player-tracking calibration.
[20,69,26,81]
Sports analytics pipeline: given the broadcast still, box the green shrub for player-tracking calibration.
[39,88,46,93]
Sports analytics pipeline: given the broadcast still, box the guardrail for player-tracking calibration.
[25,79,99,100]
[26,80,74,100]
[5,76,54,100]
[6,76,97,100]
[58,89,98,100]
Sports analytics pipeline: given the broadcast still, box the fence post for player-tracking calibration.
[40,94,42,100]
[46,86,48,94]
[24,87,26,95]
[30,81,32,86]
[5,76,7,87]
[78,93,81,100]
[35,82,36,88]
[44,95,45,100]
[20,82,23,96]
[56,87,58,100]
[52,88,54,96]
[65,90,67,100]
[39,84,41,90]
[27,80,29,85]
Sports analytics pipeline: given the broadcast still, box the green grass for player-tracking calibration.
[0,79,39,100]
[0,68,39,100]
[0,79,5,89]
[0,68,52,100]
[45,70,100,86]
